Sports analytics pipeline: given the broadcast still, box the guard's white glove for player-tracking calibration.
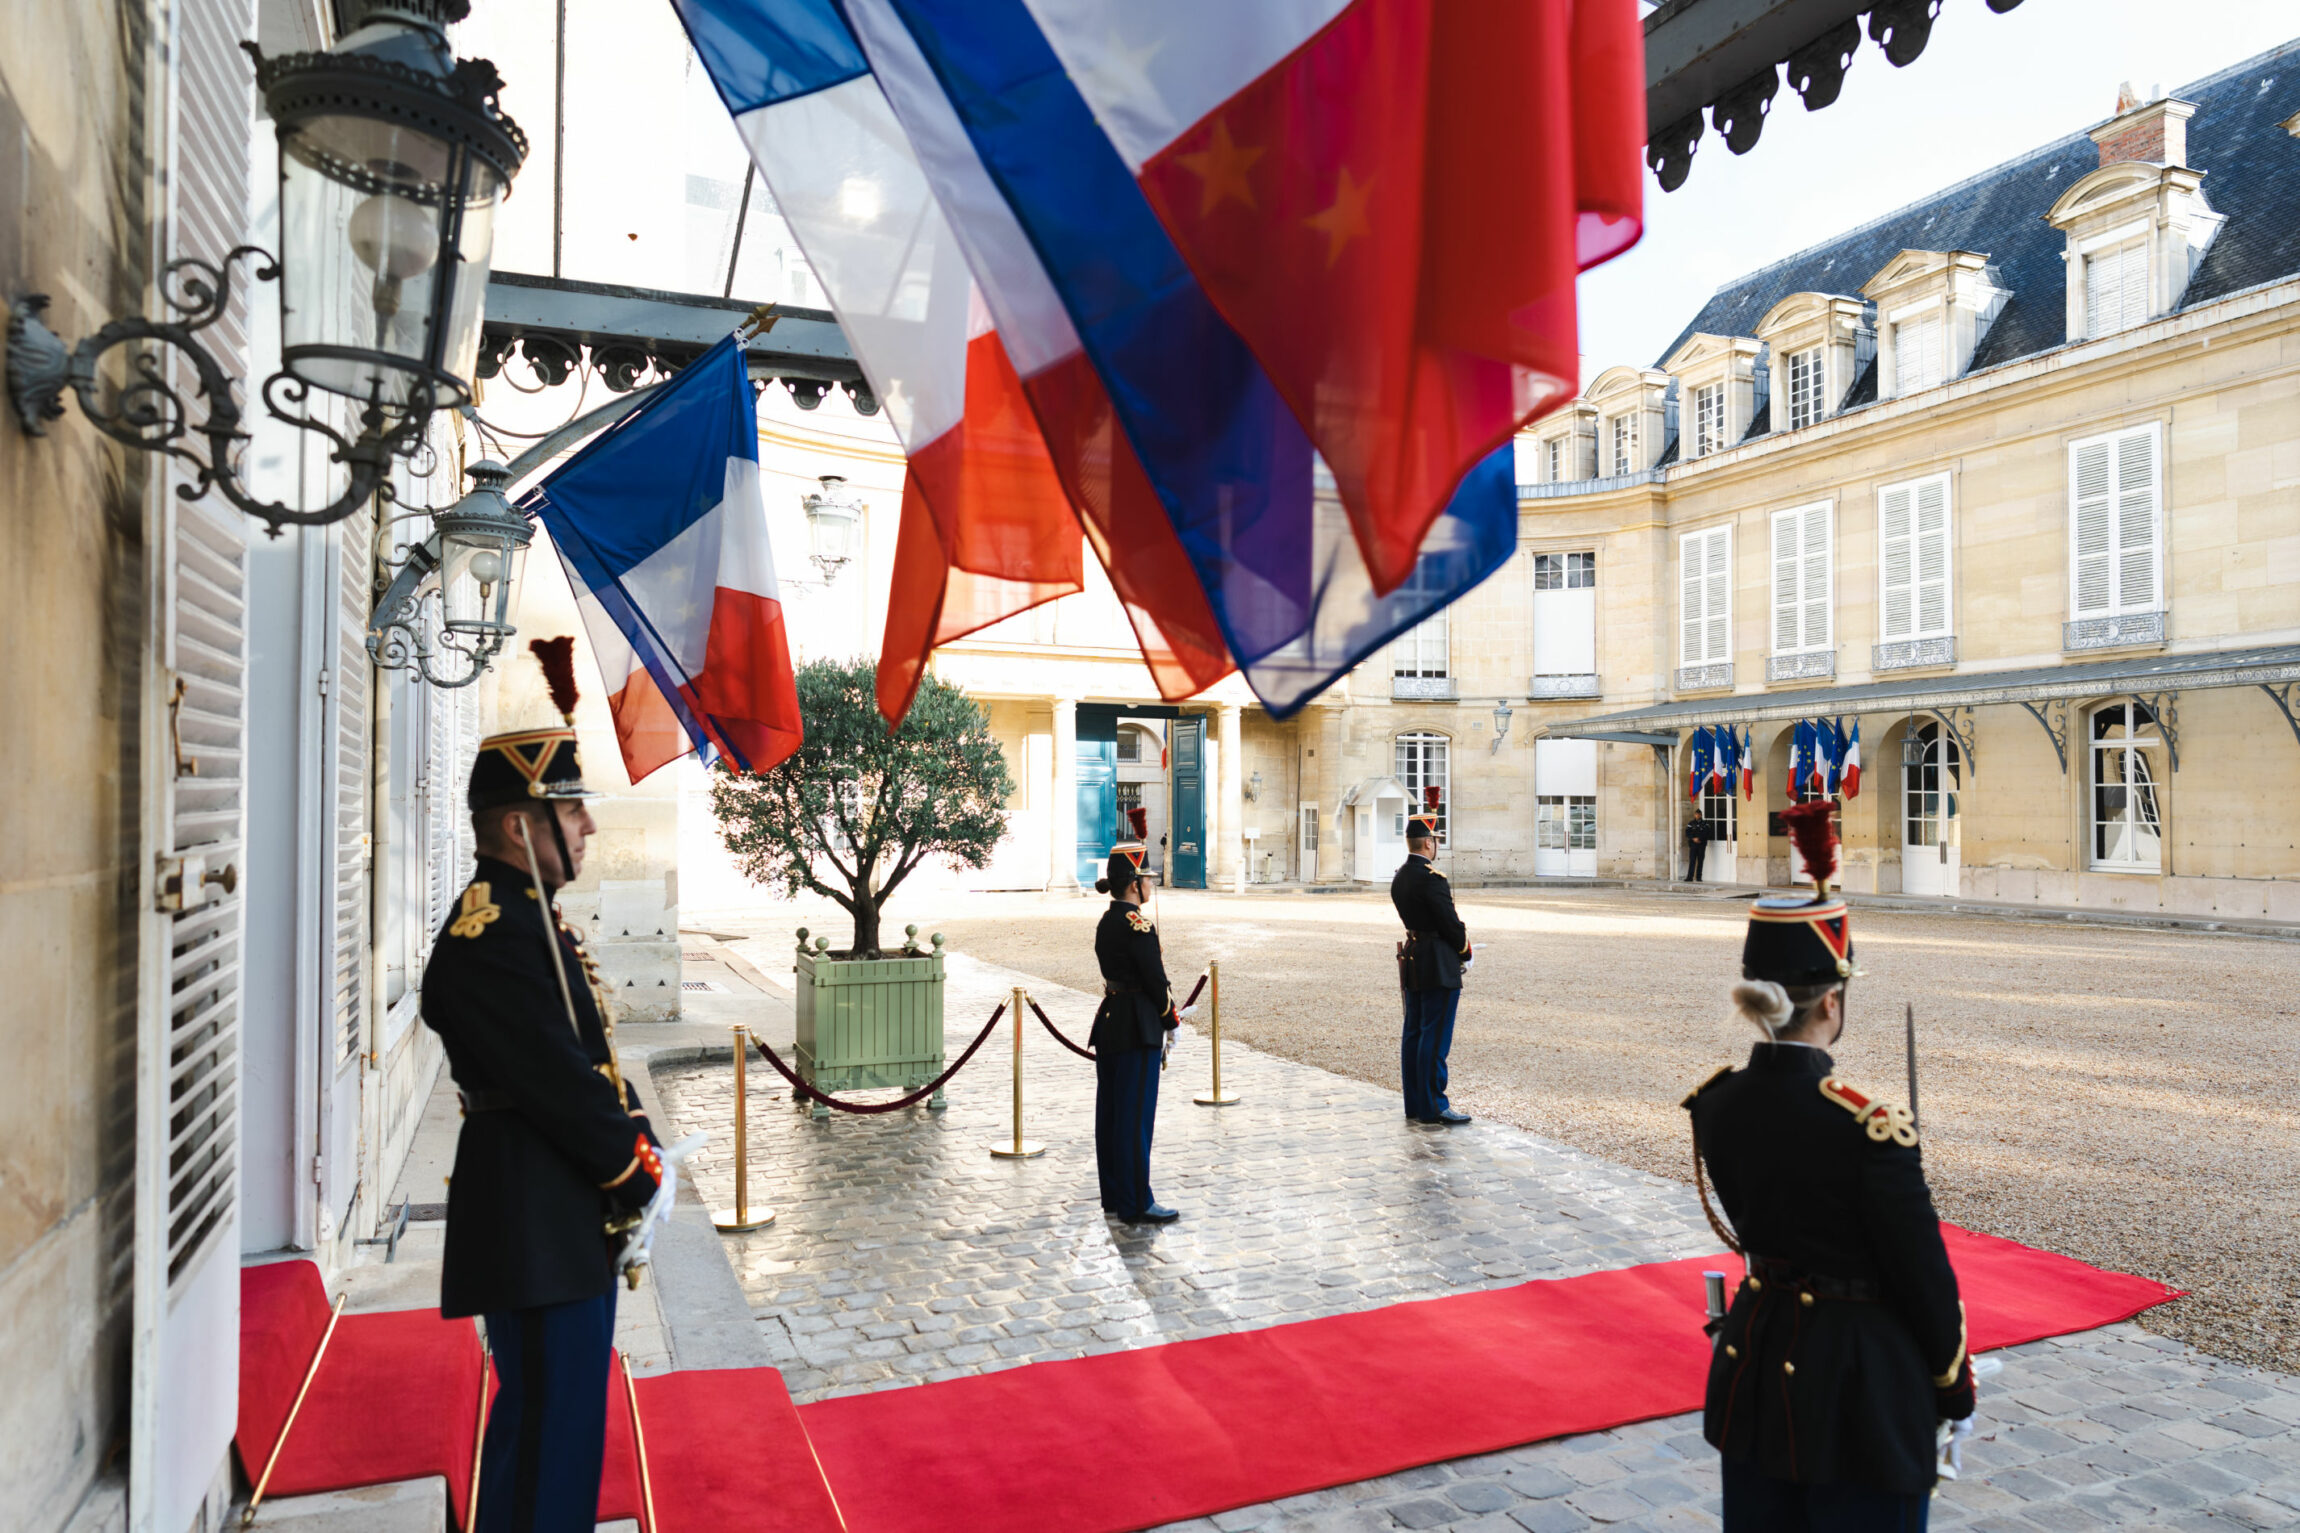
[618,1132,708,1288]
[1935,1417,1974,1480]
[1176,1003,1199,1024]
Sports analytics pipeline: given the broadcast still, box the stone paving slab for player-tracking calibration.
[649,952,2300,1531]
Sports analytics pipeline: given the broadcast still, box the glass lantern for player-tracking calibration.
[804,474,862,583]
[434,461,531,639]
[252,2,526,413]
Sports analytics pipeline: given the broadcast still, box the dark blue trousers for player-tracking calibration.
[1721,1456,1931,1532]
[478,1288,616,1533]
[1094,1043,1162,1216]
[1400,986,1461,1120]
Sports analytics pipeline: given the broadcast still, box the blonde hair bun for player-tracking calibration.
[1731,979,1793,1038]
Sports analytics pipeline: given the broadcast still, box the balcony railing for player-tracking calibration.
[1392,674,1456,700]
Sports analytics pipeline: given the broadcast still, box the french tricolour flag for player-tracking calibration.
[521,335,803,780]
[673,0,1644,722]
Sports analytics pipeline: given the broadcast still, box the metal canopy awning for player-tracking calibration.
[479,271,861,396]
[1544,644,2300,774]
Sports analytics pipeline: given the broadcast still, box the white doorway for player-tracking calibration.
[1535,738,1599,877]
[1352,786,1408,882]
[1901,722,1962,897]
[1299,803,1319,882]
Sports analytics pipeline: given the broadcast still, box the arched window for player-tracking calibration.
[1394,732,1450,844]
[2090,704,2163,871]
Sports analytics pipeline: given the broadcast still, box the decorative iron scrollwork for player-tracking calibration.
[10,247,428,535]
[2258,683,2300,752]
[1711,67,1779,156]
[1926,704,1976,775]
[1786,18,1862,110]
[2131,691,2180,771]
[2017,699,2070,774]
[1869,0,1945,69]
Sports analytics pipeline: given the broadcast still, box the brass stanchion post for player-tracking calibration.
[988,986,1045,1158]
[1195,960,1239,1106]
[712,1023,774,1232]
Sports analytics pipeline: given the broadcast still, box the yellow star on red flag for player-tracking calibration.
[1174,118,1265,216]
[1303,166,1374,268]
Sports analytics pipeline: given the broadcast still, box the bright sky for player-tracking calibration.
[454,0,2299,396]
[1581,0,2300,379]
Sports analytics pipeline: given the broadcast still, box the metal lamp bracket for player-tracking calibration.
[1924,705,1976,776]
[2258,683,2300,753]
[8,249,425,535]
[2130,691,2180,771]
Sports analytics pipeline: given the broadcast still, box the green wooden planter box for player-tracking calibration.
[792,925,948,1119]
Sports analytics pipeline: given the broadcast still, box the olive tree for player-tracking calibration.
[709,658,1014,957]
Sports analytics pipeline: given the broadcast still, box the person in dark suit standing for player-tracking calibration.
[1684,812,1711,881]
[1684,801,1974,1531]
[1090,843,1189,1223]
[423,641,663,1533]
[1391,812,1472,1126]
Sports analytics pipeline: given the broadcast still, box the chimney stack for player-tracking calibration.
[2091,85,2194,169]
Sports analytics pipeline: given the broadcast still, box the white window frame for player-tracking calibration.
[1678,524,1732,667]
[1769,501,1834,656]
[1390,610,1449,678]
[2088,703,2164,872]
[2084,239,2150,340]
[1545,437,1563,483]
[1394,732,1451,845]
[1786,346,1824,430]
[1877,472,1954,642]
[2067,422,2163,620]
[1895,312,1944,394]
[1691,382,1726,457]
[1608,412,1639,477]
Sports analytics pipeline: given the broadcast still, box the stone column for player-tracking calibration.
[1214,702,1245,892]
[1049,697,1079,891]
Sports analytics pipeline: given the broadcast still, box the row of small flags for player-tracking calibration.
[1686,720,1863,805]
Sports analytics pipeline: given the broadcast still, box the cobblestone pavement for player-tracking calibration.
[652,952,2300,1531]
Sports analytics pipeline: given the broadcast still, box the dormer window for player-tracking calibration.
[2046,94,2221,345]
[1860,250,2008,403]
[1785,347,1824,430]
[1545,437,1561,482]
[1756,294,1870,434]
[1583,367,1669,477]
[1662,335,1765,460]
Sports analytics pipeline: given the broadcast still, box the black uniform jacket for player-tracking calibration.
[422,858,659,1319]
[1390,854,1469,991]
[1688,1042,1971,1494]
[1089,899,1178,1053]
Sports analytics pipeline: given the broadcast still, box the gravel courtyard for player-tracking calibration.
[699,883,2300,1375]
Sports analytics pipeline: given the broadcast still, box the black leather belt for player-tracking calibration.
[1104,982,1141,997]
[1749,1254,1880,1302]
[460,1089,514,1113]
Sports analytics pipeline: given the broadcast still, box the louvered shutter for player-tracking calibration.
[1770,505,1831,651]
[1914,476,1950,633]
[1879,484,1915,639]
[1771,512,1801,651]
[2087,243,2150,338]
[1897,316,1942,393]
[1679,531,1704,664]
[334,508,374,1065]
[1681,526,1730,665]
[136,1,256,1527]
[2114,428,2159,610]
[2071,437,2116,614]
[1703,529,1730,662]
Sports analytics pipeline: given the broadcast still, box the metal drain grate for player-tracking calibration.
[682,979,727,993]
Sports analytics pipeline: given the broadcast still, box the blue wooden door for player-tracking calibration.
[1168,715,1206,889]
[1076,706,1119,887]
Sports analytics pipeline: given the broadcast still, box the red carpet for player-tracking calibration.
[237,1263,845,1531]
[797,1226,2178,1533]
[238,1228,2172,1533]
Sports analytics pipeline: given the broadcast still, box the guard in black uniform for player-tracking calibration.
[1090,843,1183,1223]
[423,643,662,1533]
[1391,813,1471,1126]
[1684,802,1974,1531]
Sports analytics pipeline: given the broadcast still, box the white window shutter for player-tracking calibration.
[2072,438,2115,614]
[1704,528,1731,662]
[334,508,373,1066]
[1680,531,1704,664]
[1801,505,1831,648]
[1915,476,1950,634]
[1898,316,1942,393]
[1771,512,1800,651]
[1879,484,1915,639]
[2115,428,2159,610]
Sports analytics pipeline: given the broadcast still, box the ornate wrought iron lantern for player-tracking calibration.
[1490,699,1515,754]
[5,0,525,534]
[367,459,532,687]
[803,474,862,583]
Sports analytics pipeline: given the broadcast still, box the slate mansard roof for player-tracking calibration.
[1652,41,2300,389]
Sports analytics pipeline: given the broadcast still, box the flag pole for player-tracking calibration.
[1905,1001,1921,1136]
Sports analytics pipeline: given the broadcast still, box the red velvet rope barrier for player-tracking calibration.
[743,1004,1006,1115]
[1030,974,1209,1065]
